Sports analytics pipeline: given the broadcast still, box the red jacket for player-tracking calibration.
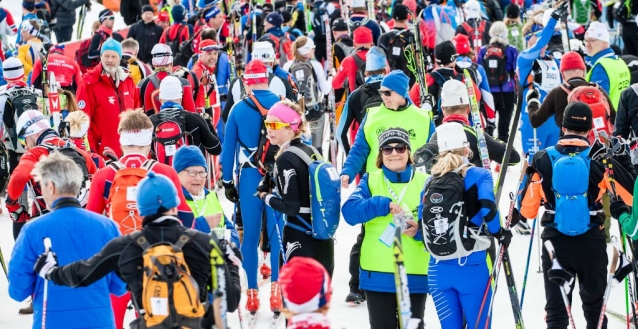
[191,60,220,122]
[138,70,197,114]
[6,136,98,219]
[86,153,195,227]
[159,23,190,45]
[31,53,84,90]
[332,49,369,93]
[76,63,139,157]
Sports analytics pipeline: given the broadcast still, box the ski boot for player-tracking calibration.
[260,252,271,279]
[270,282,283,312]
[514,221,532,235]
[345,289,366,304]
[246,289,260,312]
[19,299,33,315]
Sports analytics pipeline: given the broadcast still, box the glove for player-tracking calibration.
[34,251,58,280]
[613,253,634,282]
[610,136,629,156]
[256,173,272,194]
[423,94,436,111]
[551,0,569,20]
[493,228,513,249]
[526,87,540,104]
[610,198,630,219]
[102,147,118,162]
[222,181,239,203]
[485,120,496,136]
[507,208,523,227]
[10,206,29,223]
[85,0,92,11]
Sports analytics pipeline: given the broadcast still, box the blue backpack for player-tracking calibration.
[284,146,341,240]
[547,146,594,236]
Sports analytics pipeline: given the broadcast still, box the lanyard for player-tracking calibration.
[383,170,414,205]
[191,196,208,218]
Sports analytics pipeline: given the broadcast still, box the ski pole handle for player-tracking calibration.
[43,238,52,253]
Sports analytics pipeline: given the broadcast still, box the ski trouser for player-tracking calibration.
[238,167,282,289]
[1,149,22,196]
[349,227,365,292]
[493,91,517,142]
[364,290,427,329]
[282,224,335,276]
[542,235,608,329]
[13,221,26,240]
[428,253,492,329]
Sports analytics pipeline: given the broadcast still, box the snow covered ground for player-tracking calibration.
[0,1,633,328]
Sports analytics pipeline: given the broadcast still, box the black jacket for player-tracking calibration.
[340,80,382,155]
[120,0,142,26]
[47,218,242,327]
[50,0,89,29]
[88,29,124,60]
[126,20,164,64]
[613,83,638,140]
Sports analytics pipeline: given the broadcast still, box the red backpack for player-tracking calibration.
[462,20,486,49]
[268,33,294,67]
[150,111,190,165]
[561,82,613,143]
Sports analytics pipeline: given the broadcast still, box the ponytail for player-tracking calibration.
[431,148,473,176]
[60,89,79,113]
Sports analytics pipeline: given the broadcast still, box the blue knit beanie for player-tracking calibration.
[172,5,187,22]
[173,146,208,174]
[381,70,410,98]
[101,38,122,58]
[136,172,181,216]
[366,46,386,72]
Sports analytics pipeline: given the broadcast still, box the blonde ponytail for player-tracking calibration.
[431,148,472,176]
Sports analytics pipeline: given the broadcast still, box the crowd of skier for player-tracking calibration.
[0,0,638,328]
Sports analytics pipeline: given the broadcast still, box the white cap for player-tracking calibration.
[463,0,481,20]
[440,80,470,107]
[17,110,50,138]
[437,122,468,153]
[297,38,316,56]
[159,76,183,100]
[252,41,276,63]
[151,43,173,67]
[3,58,25,80]
[585,22,610,43]
[351,0,365,8]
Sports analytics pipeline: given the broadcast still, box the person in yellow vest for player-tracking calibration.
[411,122,512,329]
[173,145,240,247]
[342,127,430,329]
[584,22,631,109]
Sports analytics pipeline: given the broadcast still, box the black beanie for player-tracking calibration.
[435,41,458,65]
[506,4,520,19]
[563,102,593,132]
[378,127,412,150]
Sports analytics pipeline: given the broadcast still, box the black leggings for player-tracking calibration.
[364,290,427,329]
[282,225,335,276]
[493,91,516,142]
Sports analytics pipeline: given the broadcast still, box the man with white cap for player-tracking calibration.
[221,41,295,123]
[347,0,382,47]
[7,110,97,240]
[76,38,139,159]
[150,76,221,164]
[585,21,631,109]
[137,43,197,114]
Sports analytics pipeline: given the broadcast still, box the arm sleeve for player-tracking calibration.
[619,178,638,239]
[587,64,611,92]
[341,117,371,182]
[486,133,521,165]
[468,168,501,234]
[613,90,630,138]
[341,173,392,225]
[337,95,355,155]
[193,114,222,155]
[8,226,37,301]
[516,17,558,87]
[87,33,103,59]
[331,56,349,90]
[48,239,123,288]
[312,60,332,95]
[86,170,109,216]
[529,89,555,128]
[221,106,239,182]
[265,157,301,217]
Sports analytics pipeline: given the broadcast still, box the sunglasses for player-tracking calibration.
[381,144,408,155]
[378,90,393,97]
[264,121,291,130]
[18,136,26,147]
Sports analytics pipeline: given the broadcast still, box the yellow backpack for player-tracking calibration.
[135,232,206,329]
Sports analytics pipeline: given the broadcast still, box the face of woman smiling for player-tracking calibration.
[382,143,409,172]
[265,114,295,146]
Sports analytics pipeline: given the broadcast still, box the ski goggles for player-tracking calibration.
[264,121,291,130]
[200,45,223,52]
[380,144,408,155]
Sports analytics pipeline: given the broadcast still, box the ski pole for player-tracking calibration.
[42,237,52,329]
[599,240,620,329]
[536,214,542,274]
[520,215,537,309]
[544,240,577,329]
[0,246,8,279]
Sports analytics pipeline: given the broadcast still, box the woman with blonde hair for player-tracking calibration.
[257,98,335,276]
[283,36,333,155]
[413,122,512,329]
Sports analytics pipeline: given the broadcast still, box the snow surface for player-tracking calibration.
[0,1,633,328]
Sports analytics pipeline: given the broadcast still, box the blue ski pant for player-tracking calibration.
[238,167,283,289]
[428,258,492,329]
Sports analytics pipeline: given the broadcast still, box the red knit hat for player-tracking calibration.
[353,27,373,45]
[279,257,332,314]
[157,11,170,22]
[452,34,471,56]
[560,51,586,72]
[243,60,269,85]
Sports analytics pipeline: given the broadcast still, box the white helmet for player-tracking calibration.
[17,110,49,138]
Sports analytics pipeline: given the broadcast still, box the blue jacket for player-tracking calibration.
[585,48,617,93]
[516,16,558,88]
[9,198,126,329]
[340,102,435,182]
[221,89,282,182]
[477,43,519,93]
[416,166,502,265]
[342,165,428,293]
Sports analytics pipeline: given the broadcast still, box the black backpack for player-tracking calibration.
[420,168,490,260]
[76,30,107,73]
[237,95,283,175]
[4,88,38,151]
[41,142,91,206]
[481,43,508,86]
[174,30,203,67]
[352,54,367,88]
[359,85,383,118]
[387,30,412,78]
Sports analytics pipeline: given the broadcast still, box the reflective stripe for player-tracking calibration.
[299,207,311,214]
[545,209,603,215]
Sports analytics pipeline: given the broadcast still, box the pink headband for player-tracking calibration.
[269,103,301,132]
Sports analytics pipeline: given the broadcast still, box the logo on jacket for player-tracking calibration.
[108,96,115,104]
[376,127,386,136]
[408,129,416,139]
[430,206,444,213]
[78,100,86,109]
[430,193,443,203]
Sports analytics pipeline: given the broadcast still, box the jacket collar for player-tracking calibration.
[160,101,185,111]
[182,186,210,201]
[52,197,81,210]
[382,164,414,183]
[586,48,617,67]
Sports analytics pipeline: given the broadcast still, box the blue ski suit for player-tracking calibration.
[221,89,283,289]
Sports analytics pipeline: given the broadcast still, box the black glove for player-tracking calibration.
[493,228,513,249]
[85,0,92,11]
[610,198,630,219]
[423,94,436,111]
[610,136,629,156]
[525,87,540,104]
[34,251,58,280]
[485,121,496,136]
[551,0,569,20]
[10,206,29,223]
[222,181,239,203]
[614,253,634,283]
[256,173,272,194]
[507,208,523,227]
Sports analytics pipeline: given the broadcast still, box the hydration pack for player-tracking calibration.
[482,43,508,86]
[352,53,367,88]
[40,142,91,207]
[75,30,107,73]
[387,30,413,81]
[107,160,156,235]
[4,88,39,152]
[151,111,189,165]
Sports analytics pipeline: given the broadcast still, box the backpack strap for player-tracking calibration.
[141,159,157,171]
[134,232,152,250]
[109,161,125,172]
[174,232,192,249]
[149,74,161,90]
[246,95,269,116]
[285,145,321,165]
[633,83,638,96]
